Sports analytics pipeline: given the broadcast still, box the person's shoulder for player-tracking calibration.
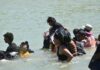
[70,40,76,46]
[11,43,18,47]
[56,22,62,26]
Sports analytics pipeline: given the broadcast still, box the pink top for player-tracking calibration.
[84,35,96,47]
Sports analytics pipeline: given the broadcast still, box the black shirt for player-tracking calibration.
[6,43,19,53]
[49,22,63,36]
[95,42,100,56]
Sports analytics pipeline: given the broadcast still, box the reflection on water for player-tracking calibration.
[0,0,99,70]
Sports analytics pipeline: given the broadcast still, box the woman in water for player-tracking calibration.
[53,28,77,62]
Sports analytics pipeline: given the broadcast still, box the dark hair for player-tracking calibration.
[20,41,29,48]
[20,41,29,50]
[78,29,87,36]
[47,17,56,23]
[73,28,79,36]
[3,32,14,42]
[25,41,29,49]
[54,28,71,45]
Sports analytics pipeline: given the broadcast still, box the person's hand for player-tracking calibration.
[43,31,49,39]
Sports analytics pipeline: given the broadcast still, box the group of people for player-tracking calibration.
[0,16,99,70]
[42,17,100,69]
[0,32,34,60]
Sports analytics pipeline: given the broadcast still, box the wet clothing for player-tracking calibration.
[0,43,19,60]
[0,51,6,60]
[19,51,30,58]
[89,60,100,70]
[73,38,86,56]
[57,44,72,61]
[28,49,34,53]
[96,43,100,54]
[49,22,63,36]
[57,54,68,61]
[89,42,100,70]
[76,41,86,55]
[6,43,19,53]
[42,37,50,49]
[84,36,96,47]
[43,22,63,49]
[57,45,67,61]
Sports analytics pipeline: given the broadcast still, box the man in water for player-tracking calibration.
[3,32,19,59]
[42,17,64,49]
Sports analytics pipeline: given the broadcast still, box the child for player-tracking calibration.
[19,41,33,58]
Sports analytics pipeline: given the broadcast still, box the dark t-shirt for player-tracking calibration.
[57,45,68,61]
[49,22,63,36]
[96,43,100,54]
[88,42,100,69]
[6,43,19,53]
[57,44,72,61]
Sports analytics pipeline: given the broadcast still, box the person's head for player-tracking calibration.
[78,29,87,40]
[84,24,93,32]
[53,31,63,46]
[47,17,56,26]
[54,28,71,46]
[24,41,29,49]
[20,41,28,52]
[3,32,14,44]
[73,28,79,36]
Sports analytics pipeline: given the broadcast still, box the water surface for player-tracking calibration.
[0,0,100,70]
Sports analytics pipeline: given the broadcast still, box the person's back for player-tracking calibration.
[53,28,76,62]
[84,35,96,47]
[6,43,19,53]
[49,22,63,36]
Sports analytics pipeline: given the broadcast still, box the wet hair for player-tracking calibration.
[19,41,34,53]
[54,28,71,45]
[79,29,85,34]
[73,28,79,36]
[47,17,56,23]
[20,41,29,49]
[3,32,14,42]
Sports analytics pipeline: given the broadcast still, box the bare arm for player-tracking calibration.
[63,48,73,62]
[70,41,77,56]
